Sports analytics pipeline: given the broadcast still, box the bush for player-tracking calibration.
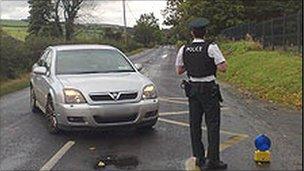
[176,40,187,48]
[0,30,29,79]
[25,35,65,66]
[220,40,262,55]
[1,32,145,80]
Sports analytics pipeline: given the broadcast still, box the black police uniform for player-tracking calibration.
[183,41,221,165]
[181,17,227,170]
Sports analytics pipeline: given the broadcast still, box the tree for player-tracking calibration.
[241,0,302,22]
[52,0,63,37]
[163,0,301,42]
[28,0,53,36]
[163,0,245,41]
[61,0,85,40]
[103,28,123,41]
[133,13,161,47]
[28,0,86,40]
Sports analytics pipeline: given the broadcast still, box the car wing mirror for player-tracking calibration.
[33,66,47,75]
[134,63,143,71]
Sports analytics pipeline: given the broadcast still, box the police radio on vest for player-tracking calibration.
[186,46,203,53]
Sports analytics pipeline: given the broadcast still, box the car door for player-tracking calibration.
[33,50,50,108]
[39,50,54,108]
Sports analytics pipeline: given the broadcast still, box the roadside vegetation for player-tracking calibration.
[163,0,301,41]
[0,74,30,96]
[162,0,301,109]
[218,40,302,109]
[0,0,166,97]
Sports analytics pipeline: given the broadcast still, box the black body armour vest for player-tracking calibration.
[182,42,216,78]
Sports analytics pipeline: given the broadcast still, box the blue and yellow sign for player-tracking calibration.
[254,134,271,163]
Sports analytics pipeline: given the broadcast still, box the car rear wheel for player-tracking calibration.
[30,88,39,113]
[46,98,60,134]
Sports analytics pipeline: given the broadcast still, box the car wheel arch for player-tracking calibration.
[47,87,56,103]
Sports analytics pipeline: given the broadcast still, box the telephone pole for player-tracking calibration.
[122,0,128,45]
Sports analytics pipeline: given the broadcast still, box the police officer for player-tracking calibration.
[175,18,228,170]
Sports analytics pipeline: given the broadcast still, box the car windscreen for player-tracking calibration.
[56,49,135,74]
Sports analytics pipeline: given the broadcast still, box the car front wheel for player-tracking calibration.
[30,88,39,113]
[46,98,60,134]
[137,118,158,131]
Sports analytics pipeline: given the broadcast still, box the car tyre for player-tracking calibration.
[137,118,158,131]
[46,97,60,134]
[30,88,40,113]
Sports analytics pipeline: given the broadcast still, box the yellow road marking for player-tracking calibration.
[40,141,75,171]
[184,135,248,171]
[159,117,249,171]
[220,135,248,151]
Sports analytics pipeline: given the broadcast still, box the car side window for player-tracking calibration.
[45,50,53,70]
[37,50,49,67]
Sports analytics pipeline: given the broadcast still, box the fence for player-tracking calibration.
[221,11,303,53]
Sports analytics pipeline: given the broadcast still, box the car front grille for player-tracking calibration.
[93,113,138,124]
[90,92,138,102]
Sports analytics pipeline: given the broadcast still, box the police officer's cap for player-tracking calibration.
[188,17,209,29]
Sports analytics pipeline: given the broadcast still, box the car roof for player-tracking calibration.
[50,44,117,51]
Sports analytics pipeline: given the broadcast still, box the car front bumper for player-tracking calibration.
[54,99,159,130]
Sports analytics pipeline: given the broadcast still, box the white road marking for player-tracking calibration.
[168,98,188,101]
[159,111,189,116]
[40,141,75,171]
[159,118,248,137]
[159,97,230,110]
[159,118,189,127]
[159,97,188,105]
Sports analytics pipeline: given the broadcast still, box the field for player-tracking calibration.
[219,40,302,109]
[1,19,29,41]
[2,26,28,41]
[0,19,29,27]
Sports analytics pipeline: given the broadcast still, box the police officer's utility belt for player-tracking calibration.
[189,80,216,85]
[181,80,223,102]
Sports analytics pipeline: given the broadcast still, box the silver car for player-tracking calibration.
[30,45,159,134]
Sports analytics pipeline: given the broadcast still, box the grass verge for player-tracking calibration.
[0,74,30,96]
[218,40,302,109]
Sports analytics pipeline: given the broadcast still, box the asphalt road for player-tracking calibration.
[0,46,302,170]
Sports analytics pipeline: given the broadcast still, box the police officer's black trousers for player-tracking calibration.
[188,81,220,164]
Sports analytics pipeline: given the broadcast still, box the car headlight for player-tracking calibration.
[142,84,157,99]
[64,89,86,104]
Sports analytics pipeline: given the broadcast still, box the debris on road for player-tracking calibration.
[95,155,139,169]
[89,147,96,151]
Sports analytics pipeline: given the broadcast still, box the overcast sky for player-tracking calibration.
[0,0,169,28]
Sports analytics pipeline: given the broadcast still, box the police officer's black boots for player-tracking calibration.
[205,160,227,170]
[195,158,207,170]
